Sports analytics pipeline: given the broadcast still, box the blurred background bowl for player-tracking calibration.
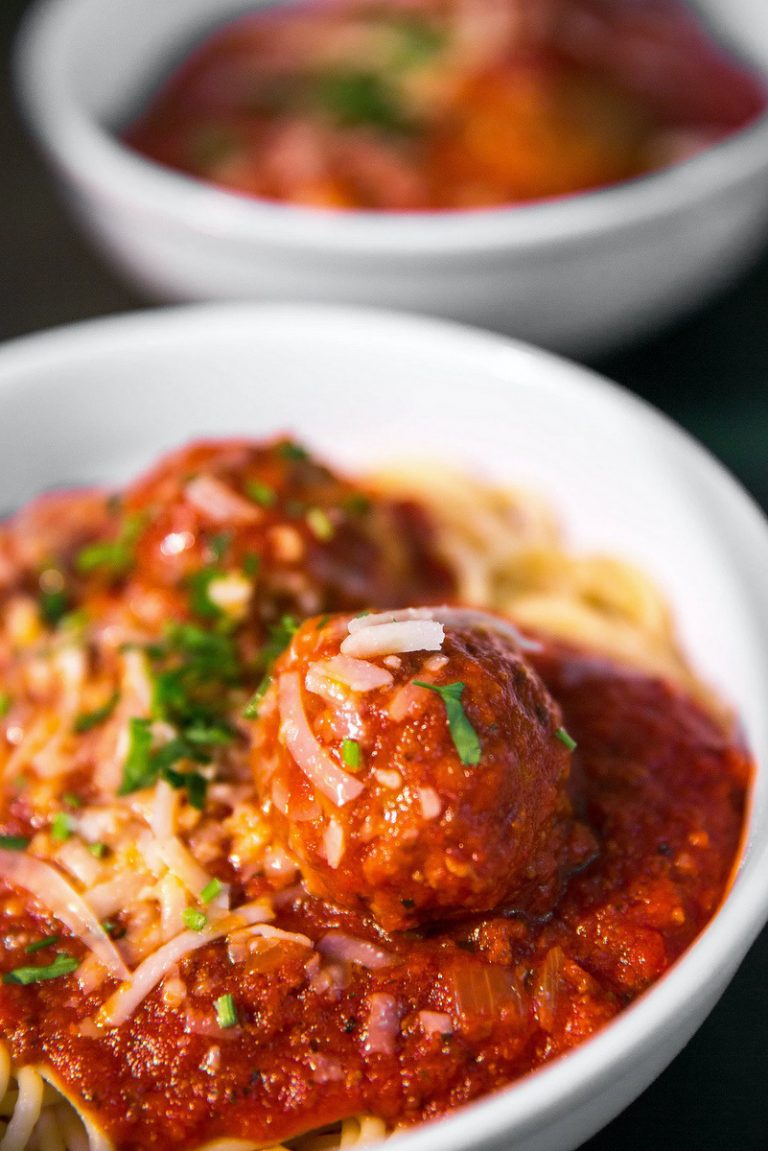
[14,0,768,355]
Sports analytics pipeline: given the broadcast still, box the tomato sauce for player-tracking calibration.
[124,0,768,211]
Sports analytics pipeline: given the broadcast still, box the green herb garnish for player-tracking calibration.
[119,717,154,795]
[26,935,61,954]
[341,738,362,770]
[0,692,12,718]
[215,992,238,1029]
[555,726,577,752]
[3,955,79,985]
[242,675,272,720]
[88,842,108,859]
[74,692,120,734]
[413,681,482,766]
[246,480,277,508]
[0,835,29,851]
[187,568,226,619]
[209,531,232,562]
[276,441,309,462]
[342,494,372,517]
[39,586,69,628]
[76,513,145,578]
[183,907,208,932]
[50,813,73,842]
[314,69,412,134]
[306,507,335,542]
[201,878,223,904]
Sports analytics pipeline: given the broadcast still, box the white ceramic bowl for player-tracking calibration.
[1,302,768,1149]
[14,0,768,355]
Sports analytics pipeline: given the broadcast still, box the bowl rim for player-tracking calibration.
[2,300,768,1150]
[14,0,768,257]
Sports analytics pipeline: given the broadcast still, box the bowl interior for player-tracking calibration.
[2,304,768,1150]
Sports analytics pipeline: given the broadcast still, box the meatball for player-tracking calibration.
[249,606,591,931]
[121,438,454,624]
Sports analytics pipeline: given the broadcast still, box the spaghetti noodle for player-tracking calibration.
[0,438,751,1150]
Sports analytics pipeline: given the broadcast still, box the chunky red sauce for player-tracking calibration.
[124,0,768,211]
[0,439,752,1150]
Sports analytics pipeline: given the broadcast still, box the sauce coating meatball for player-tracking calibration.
[250,607,594,930]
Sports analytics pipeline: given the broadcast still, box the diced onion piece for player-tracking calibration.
[365,992,400,1055]
[306,656,393,695]
[388,680,430,722]
[317,931,394,970]
[310,1053,344,1083]
[185,475,260,525]
[207,572,252,618]
[97,900,273,1028]
[341,620,444,660]
[418,1010,453,1037]
[0,849,129,982]
[76,953,109,996]
[418,786,442,820]
[323,819,345,869]
[278,673,364,807]
[448,962,523,1027]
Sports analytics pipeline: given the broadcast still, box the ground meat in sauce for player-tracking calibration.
[251,611,596,930]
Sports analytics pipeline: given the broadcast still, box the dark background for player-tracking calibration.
[2,0,768,1146]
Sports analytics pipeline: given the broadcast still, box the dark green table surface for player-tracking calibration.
[2,0,768,1147]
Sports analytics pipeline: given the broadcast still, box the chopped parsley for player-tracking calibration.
[242,615,299,719]
[74,692,120,734]
[276,441,309,462]
[4,955,79,985]
[50,813,73,842]
[314,69,413,134]
[187,567,227,619]
[183,907,208,932]
[63,792,82,809]
[0,692,12,718]
[118,622,241,807]
[76,513,145,578]
[342,493,372,517]
[119,717,154,795]
[246,480,277,508]
[242,675,272,720]
[38,584,69,628]
[413,681,482,766]
[215,992,239,1029]
[201,878,223,904]
[0,835,29,851]
[555,726,577,752]
[306,507,335,542]
[208,531,232,562]
[88,842,108,859]
[25,935,60,954]
[341,738,362,770]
